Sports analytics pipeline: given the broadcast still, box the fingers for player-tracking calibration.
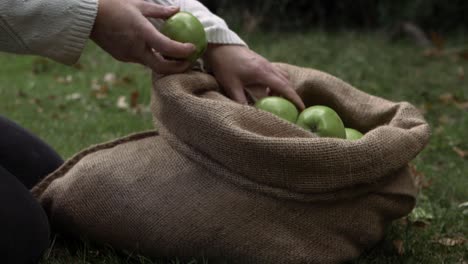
[275,65,290,81]
[260,71,305,110]
[138,2,179,19]
[140,48,192,74]
[246,86,269,101]
[224,79,248,105]
[141,21,196,59]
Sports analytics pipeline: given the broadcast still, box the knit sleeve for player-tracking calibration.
[0,0,98,65]
[148,0,246,46]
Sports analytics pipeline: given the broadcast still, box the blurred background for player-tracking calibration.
[201,0,468,33]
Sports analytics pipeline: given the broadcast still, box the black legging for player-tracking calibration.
[0,115,63,264]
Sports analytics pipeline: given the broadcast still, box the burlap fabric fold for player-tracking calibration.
[32,63,430,263]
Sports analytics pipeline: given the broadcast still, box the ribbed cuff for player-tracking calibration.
[205,28,247,47]
[59,0,98,65]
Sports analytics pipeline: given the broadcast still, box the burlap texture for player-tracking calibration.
[32,63,430,263]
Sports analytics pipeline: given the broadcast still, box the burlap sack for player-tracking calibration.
[32,63,430,263]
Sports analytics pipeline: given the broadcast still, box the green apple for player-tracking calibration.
[345,128,364,140]
[161,11,207,62]
[255,96,299,123]
[296,105,346,138]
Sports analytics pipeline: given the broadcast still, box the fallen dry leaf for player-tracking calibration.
[72,62,83,70]
[392,240,405,255]
[29,98,41,105]
[438,93,456,104]
[130,91,139,108]
[422,48,442,58]
[55,75,73,84]
[409,164,431,189]
[116,96,129,109]
[433,236,466,247]
[430,32,445,51]
[455,101,468,110]
[103,72,117,85]
[452,147,468,159]
[434,126,444,135]
[91,82,109,99]
[437,92,468,110]
[458,67,465,80]
[121,75,134,84]
[438,115,454,125]
[459,50,468,61]
[65,93,82,101]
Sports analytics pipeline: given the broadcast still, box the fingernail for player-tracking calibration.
[186,43,196,51]
[169,6,178,11]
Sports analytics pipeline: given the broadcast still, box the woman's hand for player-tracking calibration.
[90,0,196,74]
[203,44,305,110]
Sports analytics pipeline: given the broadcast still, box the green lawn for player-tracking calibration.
[0,31,467,263]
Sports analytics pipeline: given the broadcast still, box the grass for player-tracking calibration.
[1,31,467,263]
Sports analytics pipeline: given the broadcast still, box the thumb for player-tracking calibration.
[138,2,179,19]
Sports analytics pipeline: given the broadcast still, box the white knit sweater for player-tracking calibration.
[0,0,245,65]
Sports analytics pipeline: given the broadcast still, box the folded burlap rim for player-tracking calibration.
[150,62,430,198]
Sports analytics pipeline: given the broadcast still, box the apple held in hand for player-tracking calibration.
[296,105,346,138]
[345,128,364,140]
[161,11,207,62]
[255,96,299,123]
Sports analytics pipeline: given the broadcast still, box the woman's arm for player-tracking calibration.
[0,0,195,74]
[0,0,98,65]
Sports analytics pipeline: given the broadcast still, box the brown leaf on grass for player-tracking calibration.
[437,92,468,110]
[47,95,57,100]
[72,62,83,70]
[409,164,432,189]
[438,92,456,104]
[29,98,41,106]
[434,126,444,135]
[392,240,405,255]
[55,75,73,84]
[452,147,468,159]
[430,32,445,51]
[459,50,468,61]
[422,48,442,58]
[130,90,139,108]
[455,101,468,110]
[438,115,454,125]
[121,75,134,84]
[65,93,82,101]
[433,236,466,247]
[91,82,109,99]
[458,67,465,80]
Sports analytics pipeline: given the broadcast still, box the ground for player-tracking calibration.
[0,31,466,263]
